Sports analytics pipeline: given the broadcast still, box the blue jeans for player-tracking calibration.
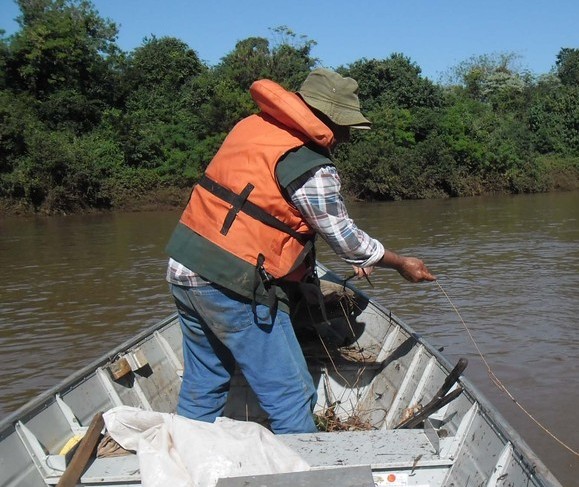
[170,283,318,434]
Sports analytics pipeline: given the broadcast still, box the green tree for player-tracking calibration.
[437,96,491,172]
[0,29,8,89]
[1,4,578,212]
[5,0,119,98]
[0,89,39,176]
[200,28,316,138]
[529,80,579,155]
[216,26,317,90]
[2,127,126,212]
[2,0,123,137]
[336,56,446,199]
[123,36,204,92]
[555,48,579,86]
[267,26,318,90]
[111,36,207,180]
[444,52,530,106]
[340,55,444,111]
[216,37,271,90]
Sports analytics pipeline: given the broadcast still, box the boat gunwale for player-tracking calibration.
[0,313,179,437]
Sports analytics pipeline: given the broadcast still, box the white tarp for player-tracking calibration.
[103,406,310,487]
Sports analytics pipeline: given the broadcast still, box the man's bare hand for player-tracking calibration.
[397,257,436,283]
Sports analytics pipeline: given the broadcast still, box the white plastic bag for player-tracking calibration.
[103,406,310,487]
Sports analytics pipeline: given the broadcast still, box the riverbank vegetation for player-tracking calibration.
[1,1,578,215]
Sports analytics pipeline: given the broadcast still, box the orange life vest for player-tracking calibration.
[176,79,335,281]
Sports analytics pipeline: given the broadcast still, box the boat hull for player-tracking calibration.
[0,264,561,486]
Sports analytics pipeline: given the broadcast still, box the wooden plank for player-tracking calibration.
[56,412,104,487]
[396,358,467,429]
[107,358,132,380]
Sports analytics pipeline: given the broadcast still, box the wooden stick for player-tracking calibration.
[56,412,104,487]
[395,358,468,429]
[396,386,464,429]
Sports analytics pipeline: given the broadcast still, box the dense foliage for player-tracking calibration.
[1,0,578,214]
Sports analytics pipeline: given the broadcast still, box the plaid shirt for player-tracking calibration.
[166,165,384,286]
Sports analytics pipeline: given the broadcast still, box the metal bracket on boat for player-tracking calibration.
[107,348,149,380]
[423,418,440,455]
[395,358,468,429]
[15,421,67,482]
[55,394,85,435]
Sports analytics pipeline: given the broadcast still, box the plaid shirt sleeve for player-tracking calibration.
[286,165,384,267]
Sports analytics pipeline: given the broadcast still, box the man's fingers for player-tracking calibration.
[352,265,374,278]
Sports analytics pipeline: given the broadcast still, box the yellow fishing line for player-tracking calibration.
[435,279,578,458]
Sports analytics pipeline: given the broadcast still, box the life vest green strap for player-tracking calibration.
[276,144,333,188]
[166,222,291,311]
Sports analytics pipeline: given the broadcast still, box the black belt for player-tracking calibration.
[198,175,309,245]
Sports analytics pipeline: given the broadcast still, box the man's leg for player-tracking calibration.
[171,283,236,422]
[233,304,318,434]
[172,282,318,433]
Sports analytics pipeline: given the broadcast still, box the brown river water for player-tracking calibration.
[1,191,577,484]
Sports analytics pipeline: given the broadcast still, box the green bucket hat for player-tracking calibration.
[298,68,371,129]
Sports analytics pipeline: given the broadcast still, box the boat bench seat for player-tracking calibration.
[216,465,375,487]
[77,429,446,485]
[80,454,141,484]
[280,428,451,470]
[77,428,449,484]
